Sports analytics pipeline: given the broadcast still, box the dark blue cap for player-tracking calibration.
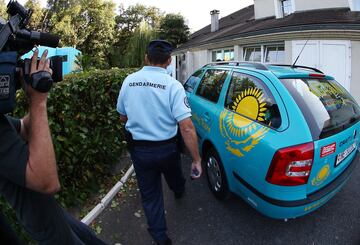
[147,40,173,56]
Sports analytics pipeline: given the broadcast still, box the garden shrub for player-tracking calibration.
[0,67,137,241]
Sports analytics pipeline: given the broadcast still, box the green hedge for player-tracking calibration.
[1,67,137,241]
[16,67,136,207]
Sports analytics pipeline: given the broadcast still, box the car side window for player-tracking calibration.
[225,72,282,128]
[184,69,203,93]
[196,69,228,103]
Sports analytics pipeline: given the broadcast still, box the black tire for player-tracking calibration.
[205,148,229,200]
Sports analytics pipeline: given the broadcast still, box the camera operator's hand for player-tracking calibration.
[27,48,53,97]
[30,49,53,76]
[21,48,60,194]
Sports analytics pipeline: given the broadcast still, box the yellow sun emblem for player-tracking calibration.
[220,87,270,157]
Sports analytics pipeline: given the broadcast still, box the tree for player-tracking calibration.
[43,0,80,31]
[46,0,115,69]
[110,4,164,67]
[47,0,78,13]
[50,4,86,47]
[0,0,7,19]
[122,22,156,68]
[159,13,190,48]
[116,4,163,32]
[77,0,116,69]
[24,0,44,30]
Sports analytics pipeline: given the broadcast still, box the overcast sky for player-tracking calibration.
[16,0,254,32]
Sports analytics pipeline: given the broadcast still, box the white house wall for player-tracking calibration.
[254,0,276,19]
[192,50,208,75]
[294,0,349,12]
[351,41,360,103]
[177,50,208,83]
[254,0,349,19]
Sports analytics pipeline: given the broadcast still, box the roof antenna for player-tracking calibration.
[292,33,312,68]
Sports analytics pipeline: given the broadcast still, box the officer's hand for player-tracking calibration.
[27,49,52,104]
[190,160,202,179]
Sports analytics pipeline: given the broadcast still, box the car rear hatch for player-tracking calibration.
[280,76,360,194]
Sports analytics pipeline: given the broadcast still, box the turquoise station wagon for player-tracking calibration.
[184,62,360,219]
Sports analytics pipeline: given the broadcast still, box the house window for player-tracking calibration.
[281,0,293,16]
[244,44,285,63]
[244,47,261,62]
[211,48,234,62]
[264,45,285,63]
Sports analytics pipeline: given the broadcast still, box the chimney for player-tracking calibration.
[210,9,219,32]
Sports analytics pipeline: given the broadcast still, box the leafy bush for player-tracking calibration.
[0,67,137,242]
[21,68,136,207]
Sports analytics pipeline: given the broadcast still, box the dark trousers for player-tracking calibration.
[65,212,108,245]
[0,210,106,245]
[0,211,23,245]
[130,142,185,242]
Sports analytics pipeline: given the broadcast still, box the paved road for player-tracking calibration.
[97,154,360,245]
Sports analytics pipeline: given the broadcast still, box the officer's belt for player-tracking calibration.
[132,136,177,147]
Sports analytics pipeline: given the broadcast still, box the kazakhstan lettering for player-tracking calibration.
[129,82,166,90]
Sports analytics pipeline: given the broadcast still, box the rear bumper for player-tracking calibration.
[233,151,359,218]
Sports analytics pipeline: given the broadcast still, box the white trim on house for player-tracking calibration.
[274,0,296,18]
[274,0,283,18]
[234,45,242,61]
[291,0,297,13]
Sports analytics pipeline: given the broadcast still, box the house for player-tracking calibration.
[172,0,360,103]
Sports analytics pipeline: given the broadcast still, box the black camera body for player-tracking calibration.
[0,0,63,114]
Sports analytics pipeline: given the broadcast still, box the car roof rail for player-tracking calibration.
[268,64,324,74]
[203,61,268,70]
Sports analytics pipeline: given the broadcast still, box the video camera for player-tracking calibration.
[0,0,63,114]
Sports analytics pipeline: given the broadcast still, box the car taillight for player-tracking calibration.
[266,142,314,186]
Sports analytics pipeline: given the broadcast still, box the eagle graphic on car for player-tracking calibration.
[219,87,270,157]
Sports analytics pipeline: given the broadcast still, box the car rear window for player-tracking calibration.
[281,78,360,139]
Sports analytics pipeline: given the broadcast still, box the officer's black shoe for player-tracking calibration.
[156,237,172,245]
[174,190,185,199]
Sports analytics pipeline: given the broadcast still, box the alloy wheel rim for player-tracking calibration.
[207,156,222,192]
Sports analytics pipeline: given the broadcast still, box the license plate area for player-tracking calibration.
[335,142,356,167]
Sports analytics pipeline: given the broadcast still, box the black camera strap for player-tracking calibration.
[0,14,21,51]
[29,71,53,93]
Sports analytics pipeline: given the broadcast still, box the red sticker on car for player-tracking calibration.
[320,143,336,158]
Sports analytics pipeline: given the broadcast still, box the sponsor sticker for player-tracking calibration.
[335,142,356,167]
[320,143,336,158]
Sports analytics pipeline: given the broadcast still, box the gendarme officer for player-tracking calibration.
[117,40,202,245]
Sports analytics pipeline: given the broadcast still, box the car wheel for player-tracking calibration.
[205,148,229,200]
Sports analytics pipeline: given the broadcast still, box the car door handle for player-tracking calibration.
[203,112,211,122]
